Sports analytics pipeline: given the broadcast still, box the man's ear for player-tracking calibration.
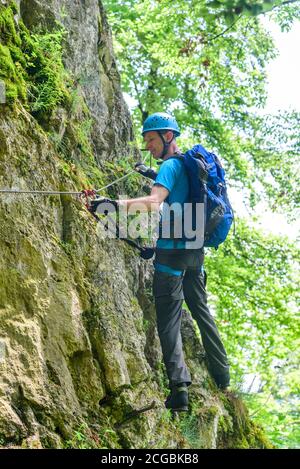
[164,130,174,142]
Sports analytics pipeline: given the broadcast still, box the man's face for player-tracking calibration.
[143,131,164,159]
[144,130,174,159]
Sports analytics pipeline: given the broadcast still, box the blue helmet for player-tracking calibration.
[142,112,180,137]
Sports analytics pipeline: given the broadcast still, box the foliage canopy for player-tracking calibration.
[104,0,300,217]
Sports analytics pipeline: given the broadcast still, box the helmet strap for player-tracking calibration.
[158,131,174,159]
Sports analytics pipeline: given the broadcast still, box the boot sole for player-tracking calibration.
[170,406,188,412]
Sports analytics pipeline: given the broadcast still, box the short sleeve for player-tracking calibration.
[154,159,182,193]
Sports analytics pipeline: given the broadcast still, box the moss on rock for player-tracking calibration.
[217,391,274,448]
[0,1,71,112]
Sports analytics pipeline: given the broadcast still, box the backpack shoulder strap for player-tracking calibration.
[157,153,184,164]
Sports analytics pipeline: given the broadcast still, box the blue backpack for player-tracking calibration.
[181,144,234,248]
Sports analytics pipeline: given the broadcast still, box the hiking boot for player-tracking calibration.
[212,372,230,390]
[165,383,189,412]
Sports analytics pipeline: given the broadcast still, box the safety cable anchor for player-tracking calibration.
[80,189,97,209]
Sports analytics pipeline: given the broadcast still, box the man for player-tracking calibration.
[90,112,230,411]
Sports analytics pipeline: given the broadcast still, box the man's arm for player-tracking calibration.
[135,162,158,181]
[118,184,169,212]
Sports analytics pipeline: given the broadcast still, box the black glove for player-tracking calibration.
[88,197,118,215]
[135,162,157,181]
[140,247,155,260]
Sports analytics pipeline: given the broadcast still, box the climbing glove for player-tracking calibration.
[140,247,155,260]
[88,197,118,215]
[134,162,157,181]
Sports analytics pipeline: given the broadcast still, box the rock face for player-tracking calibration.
[0,0,271,449]
[18,0,132,163]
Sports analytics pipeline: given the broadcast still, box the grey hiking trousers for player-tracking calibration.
[153,267,230,388]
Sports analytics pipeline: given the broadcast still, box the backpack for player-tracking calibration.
[181,144,234,249]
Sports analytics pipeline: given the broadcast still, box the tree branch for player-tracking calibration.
[274,0,300,8]
[208,15,242,43]
[132,77,147,121]
[257,0,300,15]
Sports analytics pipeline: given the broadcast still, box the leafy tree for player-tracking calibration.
[206,219,299,387]
[205,220,299,448]
[240,111,300,219]
[205,0,300,22]
[104,0,300,216]
[242,352,300,448]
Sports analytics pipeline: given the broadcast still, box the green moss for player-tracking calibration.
[235,436,250,449]
[0,3,20,45]
[0,2,71,113]
[20,23,72,116]
[247,421,274,449]
[0,3,29,103]
[0,42,26,102]
[218,415,231,434]
[217,392,273,449]
[57,159,91,188]
[0,43,16,77]
[178,412,203,448]
[206,405,219,418]
[75,118,94,157]
[13,152,31,175]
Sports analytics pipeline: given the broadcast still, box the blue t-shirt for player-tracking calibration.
[154,157,189,250]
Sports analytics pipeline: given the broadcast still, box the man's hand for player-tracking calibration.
[88,197,118,215]
[135,162,157,181]
[140,247,155,260]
